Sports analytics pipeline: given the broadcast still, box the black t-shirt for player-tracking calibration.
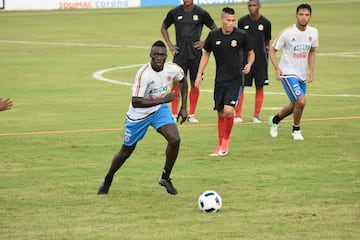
[238,15,271,66]
[203,28,253,84]
[163,5,215,60]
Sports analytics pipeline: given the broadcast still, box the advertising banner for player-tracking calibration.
[2,0,285,11]
[4,0,140,10]
[141,0,249,7]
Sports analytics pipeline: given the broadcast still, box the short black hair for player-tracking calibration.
[152,40,166,48]
[297,3,312,14]
[222,7,235,15]
[248,0,260,4]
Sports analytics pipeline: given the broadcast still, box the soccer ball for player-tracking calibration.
[198,190,222,212]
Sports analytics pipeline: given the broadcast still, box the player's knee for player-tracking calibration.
[223,107,233,118]
[168,135,180,147]
[295,97,306,109]
[116,146,134,160]
[116,151,131,160]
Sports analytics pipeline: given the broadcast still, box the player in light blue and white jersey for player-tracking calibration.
[269,3,319,140]
[98,40,188,195]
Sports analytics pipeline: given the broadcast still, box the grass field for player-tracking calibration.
[0,0,359,239]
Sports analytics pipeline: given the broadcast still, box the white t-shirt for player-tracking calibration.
[272,24,319,81]
[126,62,184,121]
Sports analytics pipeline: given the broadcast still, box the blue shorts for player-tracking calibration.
[281,76,306,103]
[122,104,175,146]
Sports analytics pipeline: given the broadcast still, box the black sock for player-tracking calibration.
[161,169,170,180]
[273,114,281,124]
[292,125,300,132]
[104,174,113,185]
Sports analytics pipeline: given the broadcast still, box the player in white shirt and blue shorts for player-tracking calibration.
[98,40,188,195]
[269,3,319,140]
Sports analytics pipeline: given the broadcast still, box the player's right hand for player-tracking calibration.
[194,75,202,88]
[177,108,188,125]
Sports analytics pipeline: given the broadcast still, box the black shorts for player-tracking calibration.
[173,55,201,82]
[244,64,269,87]
[213,81,242,110]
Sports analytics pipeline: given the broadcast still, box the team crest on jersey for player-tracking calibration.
[216,40,221,45]
[244,25,250,30]
[258,24,264,31]
[177,15,183,20]
[167,75,172,81]
[193,15,199,21]
[231,40,238,47]
[308,36,313,42]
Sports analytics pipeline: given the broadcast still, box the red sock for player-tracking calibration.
[235,90,244,117]
[224,116,234,140]
[220,116,233,150]
[254,89,264,117]
[171,87,180,115]
[189,87,199,115]
[217,116,225,146]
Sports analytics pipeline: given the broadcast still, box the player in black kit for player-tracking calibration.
[195,7,255,157]
[161,0,217,123]
[235,0,272,123]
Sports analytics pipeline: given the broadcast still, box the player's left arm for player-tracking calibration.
[194,14,217,50]
[243,49,255,74]
[265,39,270,57]
[195,22,217,49]
[174,76,188,124]
[195,50,210,88]
[265,20,272,55]
[307,46,316,83]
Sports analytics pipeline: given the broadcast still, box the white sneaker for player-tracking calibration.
[187,115,199,123]
[234,116,243,123]
[252,117,262,123]
[209,146,221,157]
[268,116,278,137]
[218,149,228,156]
[209,147,228,157]
[292,130,304,140]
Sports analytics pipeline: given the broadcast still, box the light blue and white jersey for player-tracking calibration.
[126,62,184,121]
[272,24,319,81]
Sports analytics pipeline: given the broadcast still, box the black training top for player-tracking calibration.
[203,28,253,84]
[238,15,271,66]
[163,5,215,60]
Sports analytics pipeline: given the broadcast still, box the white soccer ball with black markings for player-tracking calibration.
[198,190,222,212]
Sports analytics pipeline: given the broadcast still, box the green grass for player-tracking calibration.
[0,1,359,239]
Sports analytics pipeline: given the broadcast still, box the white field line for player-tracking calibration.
[93,65,360,98]
[0,40,149,49]
[1,40,360,56]
[1,39,359,98]
[92,64,144,86]
[317,52,360,58]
